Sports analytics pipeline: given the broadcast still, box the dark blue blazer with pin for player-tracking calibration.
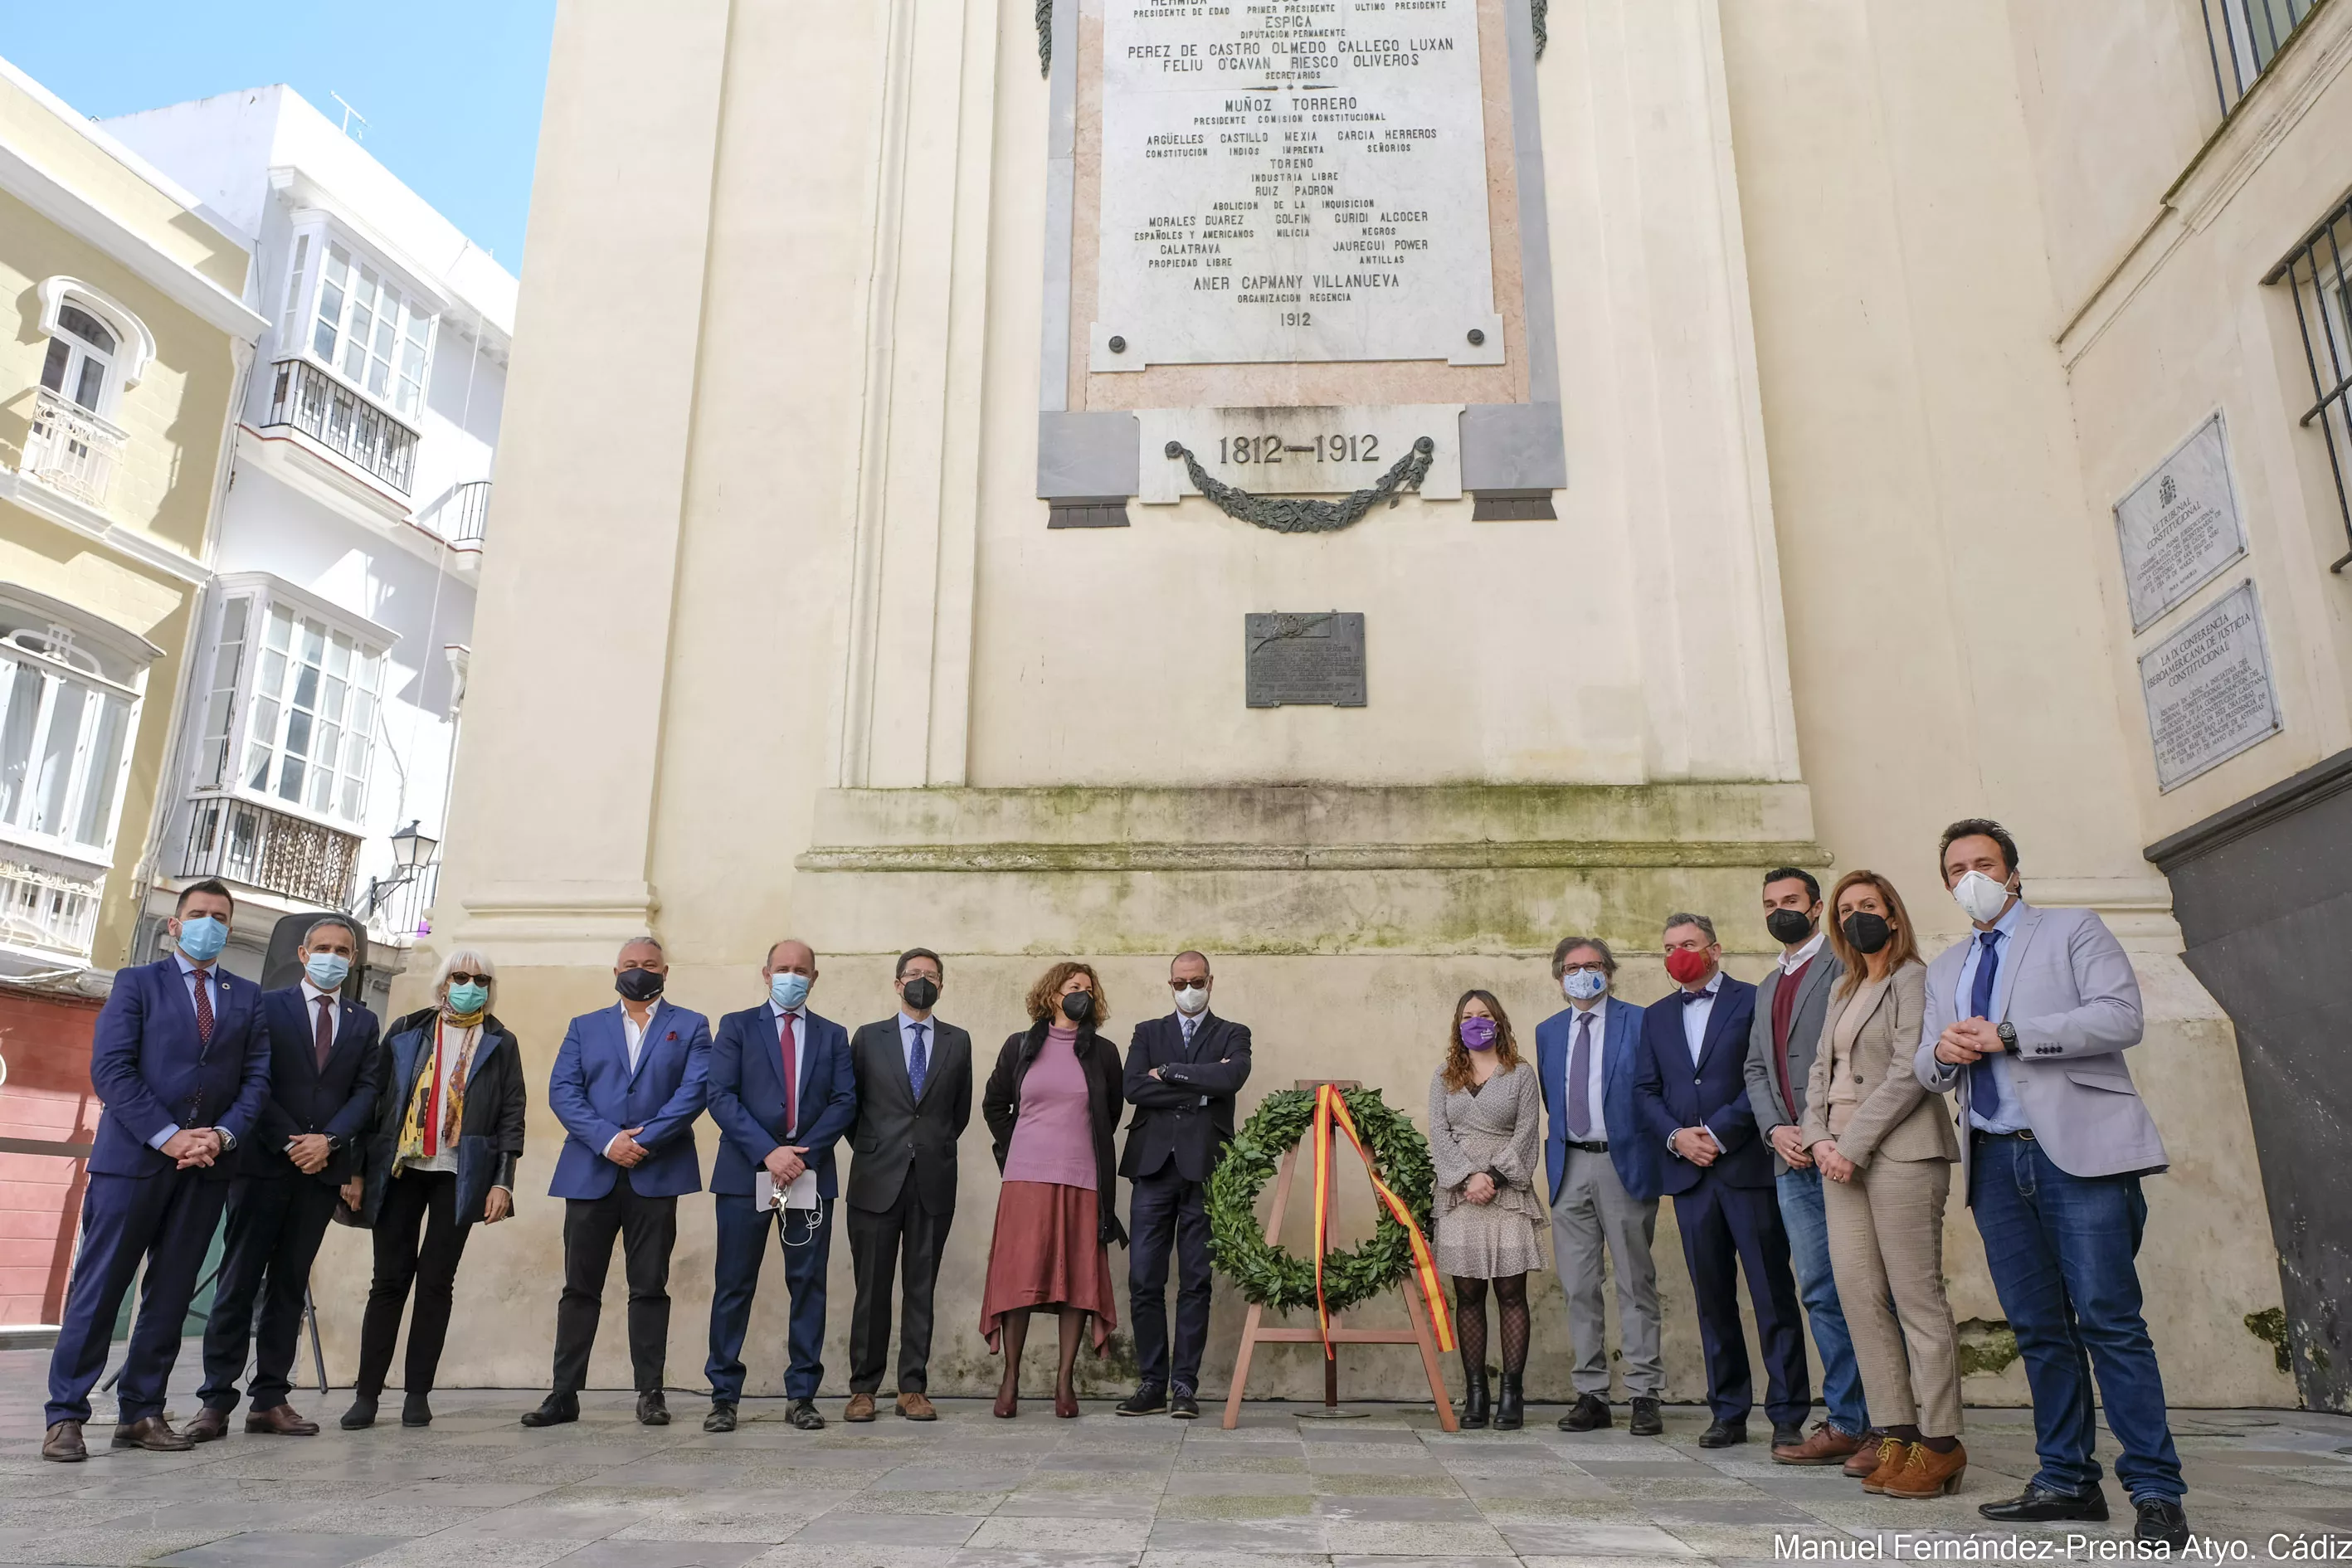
[708,1004,856,1200]
[1533,999,1659,1203]
[546,1000,713,1200]
[246,986,383,1184]
[87,957,271,1179]
[1631,976,1768,1194]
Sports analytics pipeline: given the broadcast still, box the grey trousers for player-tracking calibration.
[1548,1146,1665,1397]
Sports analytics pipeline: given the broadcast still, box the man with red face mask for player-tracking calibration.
[1632,913,1811,1452]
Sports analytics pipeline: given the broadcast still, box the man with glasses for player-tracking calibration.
[1116,951,1253,1419]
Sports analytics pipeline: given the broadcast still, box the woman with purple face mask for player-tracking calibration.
[1428,990,1546,1430]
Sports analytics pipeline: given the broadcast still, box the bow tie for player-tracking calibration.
[1678,989,1713,1006]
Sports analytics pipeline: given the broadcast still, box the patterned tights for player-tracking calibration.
[1452,1273,1531,1378]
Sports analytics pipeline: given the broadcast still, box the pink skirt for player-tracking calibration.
[978,1180,1118,1355]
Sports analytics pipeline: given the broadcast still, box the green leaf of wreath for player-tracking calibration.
[1206,1087,1436,1315]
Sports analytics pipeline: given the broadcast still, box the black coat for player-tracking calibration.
[245,986,386,1186]
[847,1015,972,1217]
[359,1006,528,1228]
[1119,1011,1253,1184]
[982,1020,1130,1246]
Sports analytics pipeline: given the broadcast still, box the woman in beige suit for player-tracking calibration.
[1803,870,1965,1499]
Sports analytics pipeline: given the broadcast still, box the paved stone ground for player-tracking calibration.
[2,1347,2350,1566]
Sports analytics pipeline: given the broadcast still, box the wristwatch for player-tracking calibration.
[211,1126,238,1152]
[1995,1023,2018,1051]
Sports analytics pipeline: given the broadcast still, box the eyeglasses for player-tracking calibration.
[1560,962,1608,975]
[1170,977,1209,991]
[446,972,491,987]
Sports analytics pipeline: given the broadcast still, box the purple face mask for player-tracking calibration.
[1459,1015,1498,1052]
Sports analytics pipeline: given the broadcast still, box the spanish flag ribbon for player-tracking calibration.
[1310,1083,1456,1357]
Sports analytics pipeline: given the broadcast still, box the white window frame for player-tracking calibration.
[32,278,154,423]
[279,222,438,423]
[194,575,397,834]
[0,588,158,872]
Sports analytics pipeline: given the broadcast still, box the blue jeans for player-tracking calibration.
[1777,1166,1869,1436]
[1970,1135,2184,1504]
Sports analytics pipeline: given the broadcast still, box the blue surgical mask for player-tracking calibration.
[304,952,352,991]
[446,981,489,1015]
[1563,969,1608,1003]
[176,914,229,963]
[770,972,811,1010]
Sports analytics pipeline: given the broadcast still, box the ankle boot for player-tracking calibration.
[1494,1373,1524,1430]
[1459,1365,1491,1429]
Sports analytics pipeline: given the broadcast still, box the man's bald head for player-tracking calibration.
[764,940,817,979]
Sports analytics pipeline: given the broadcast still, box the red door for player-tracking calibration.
[0,990,101,1326]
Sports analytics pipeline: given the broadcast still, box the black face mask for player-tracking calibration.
[901,976,939,1011]
[1060,991,1094,1025]
[1843,911,1893,956]
[616,967,665,1003]
[1765,908,1815,946]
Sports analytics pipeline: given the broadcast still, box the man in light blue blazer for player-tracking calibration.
[1534,936,1666,1436]
[1913,819,2185,1550]
[522,937,711,1430]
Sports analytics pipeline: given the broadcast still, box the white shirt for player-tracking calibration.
[621,1004,653,1075]
[898,1011,932,1079]
[1678,971,1724,1064]
[1777,931,1826,976]
[1563,996,1611,1142]
[300,980,343,1046]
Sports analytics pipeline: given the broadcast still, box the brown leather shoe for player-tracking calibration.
[111,1415,192,1452]
[844,1391,877,1423]
[1774,1420,1864,1465]
[246,1404,320,1436]
[41,1420,85,1463]
[184,1407,230,1443]
[1844,1432,1890,1478]
[1882,1439,1968,1499]
[896,1391,937,1421]
[1862,1437,1916,1495]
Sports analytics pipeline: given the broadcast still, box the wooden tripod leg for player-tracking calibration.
[1402,1270,1458,1434]
[1224,1139,1304,1429]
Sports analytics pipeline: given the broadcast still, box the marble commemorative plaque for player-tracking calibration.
[1137,404,1463,501]
[1246,612,1367,708]
[2136,580,2281,792]
[1091,0,1505,372]
[2114,414,2247,633]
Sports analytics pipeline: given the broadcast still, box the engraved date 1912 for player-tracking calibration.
[1220,432,1383,465]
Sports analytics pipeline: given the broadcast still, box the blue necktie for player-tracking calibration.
[1967,930,2001,1117]
[908,1022,928,1101]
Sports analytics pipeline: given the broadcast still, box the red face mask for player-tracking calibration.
[1664,947,1713,986]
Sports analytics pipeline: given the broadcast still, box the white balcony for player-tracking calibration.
[0,855,102,967]
[22,389,127,512]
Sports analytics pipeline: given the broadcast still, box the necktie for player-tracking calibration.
[779,1012,799,1137]
[193,970,214,1046]
[908,1022,928,1101]
[1181,1015,1197,1049]
[1567,1010,1594,1140]
[1967,929,2002,1115]
[314,996,334,1071]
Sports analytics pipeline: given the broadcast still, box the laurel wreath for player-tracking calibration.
[1205,1087,1436,1314]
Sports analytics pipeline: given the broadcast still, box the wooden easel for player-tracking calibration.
[1221,1080,1458,1431]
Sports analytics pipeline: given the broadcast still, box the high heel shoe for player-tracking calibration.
[993,1385,1020,1419]
[1054,1386,1080,1419]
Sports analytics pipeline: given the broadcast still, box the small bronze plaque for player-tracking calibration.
[1245,613,1366,709]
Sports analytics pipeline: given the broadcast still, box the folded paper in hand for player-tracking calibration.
[755,1167,819,1211]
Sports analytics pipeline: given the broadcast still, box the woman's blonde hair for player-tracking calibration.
[1025,960,1108,1026]
[435,947,497,1011]
[1440,989,1522,1093]
[1826,870,1922,996]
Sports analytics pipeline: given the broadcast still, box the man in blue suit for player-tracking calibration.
[1632,911,1810,1450]
[42,879,271,1462]
[191,913,382,1441]
[524,937,712,1429]
[704,938,855,1433]
[1534,937,1665,1435]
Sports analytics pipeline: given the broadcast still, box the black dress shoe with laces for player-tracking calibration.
[1697,1419,1747,1449]
[786,1397,825,1430]
[637,1390,670,1426]
[1770,1420,1806,1449]
[519,1393,578,1429]
[1170,1390,1200,1419]
[704,1402,737,1433]
[1558,1392,1612,1432]
[2135,1497,2189,1549]
[1115,1385,1167,1417]
[1629,1397,1663,1436]
[1978,1481,2109,1523]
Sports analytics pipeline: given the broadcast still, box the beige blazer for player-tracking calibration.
[1799,961,1959,1168]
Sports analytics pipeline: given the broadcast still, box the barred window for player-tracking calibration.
[2266,197,2352,572]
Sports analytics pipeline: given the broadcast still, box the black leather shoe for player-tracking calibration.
[1558,1392,1612,1432]
[1170,1390,1200,1420]
[786,1397,825,1430]
[519,1393,578,1429]
[400,1393,432,1428]
[704,1402,737,1434]
[1629,1397,1663,1436]
[1979,1482,2110,1523]
[2134,1497,2189,1549]
[1771,1420,1806,1449]
[339,1395,377,1430]
[1115,1385,1167,1417]
[1697,1419,1747,1449]
[1458,1366,1491,1429]
[1494,1373,1525,1431]
[637,1390,670,1426]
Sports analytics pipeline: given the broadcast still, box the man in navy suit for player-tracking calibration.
[1534,937,1666,1435]
[42,879,271,1462]
[524,936,712,1429]
[1632,911,1810,1450]
[190,913,383,1441]
[704,938,855,1433]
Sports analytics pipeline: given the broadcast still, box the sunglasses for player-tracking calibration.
[1170,977,1209,991]
[446,972,492,987]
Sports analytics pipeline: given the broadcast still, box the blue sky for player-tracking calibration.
[4,0,557,265]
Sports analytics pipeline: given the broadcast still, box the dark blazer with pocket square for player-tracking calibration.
[246,986,384,1185]
[546,1000,713,1200]
[845,1016,972,1215]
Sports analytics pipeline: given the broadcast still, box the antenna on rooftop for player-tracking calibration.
[329,91,368,141]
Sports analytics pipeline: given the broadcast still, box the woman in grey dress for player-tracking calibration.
[1429,990,1545,1430]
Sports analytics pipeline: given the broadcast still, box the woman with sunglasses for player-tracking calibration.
[340,948,527,1429]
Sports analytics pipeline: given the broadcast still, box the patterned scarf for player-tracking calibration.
[395,1014,482,1174]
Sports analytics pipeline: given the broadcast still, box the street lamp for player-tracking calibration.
[362,820,440,922]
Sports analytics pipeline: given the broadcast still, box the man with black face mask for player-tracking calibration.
[525,937,712,1429]
[841,949,971,1423]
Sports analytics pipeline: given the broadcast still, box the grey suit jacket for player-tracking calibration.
[1911,901,2165,1193]
[1744,946,1845,1174]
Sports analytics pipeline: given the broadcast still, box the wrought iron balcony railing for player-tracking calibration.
[261,358,419,495]
[22,388,128,511]
[180,796,361,909]
[433,480,489,553]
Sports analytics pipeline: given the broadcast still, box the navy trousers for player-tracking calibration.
[706,1192,832,1402]
[198,1175,338,1414]
[1127,1169,1213,1395]
[46,1169,228,1427]
[1673,1169,1811,1426]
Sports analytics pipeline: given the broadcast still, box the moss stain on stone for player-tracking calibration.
[1956,1317,2019,1377]
[2246,1306,2291,1375]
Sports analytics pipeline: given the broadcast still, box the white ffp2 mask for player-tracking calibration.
[1951,869,2014,926]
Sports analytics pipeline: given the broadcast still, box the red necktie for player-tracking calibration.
[193,971,214,1046]
[778,1012,798,1137]
[314,996,335,1071]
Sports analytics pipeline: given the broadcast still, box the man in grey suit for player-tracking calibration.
[842,949,971,1424]
[1912,819,2186,1550]
[1744,869,1867,1466]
